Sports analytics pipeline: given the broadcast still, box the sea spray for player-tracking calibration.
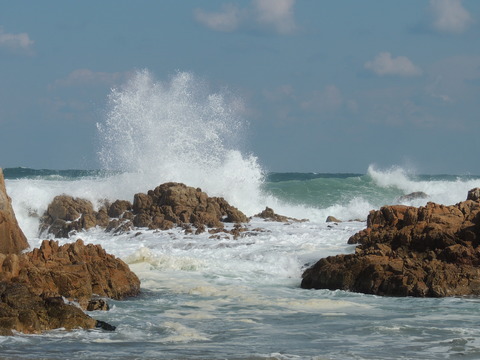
[96,70,266,215]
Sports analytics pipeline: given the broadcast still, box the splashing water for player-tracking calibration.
[96,70,266,214]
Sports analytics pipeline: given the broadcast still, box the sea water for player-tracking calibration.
[2,71,480,359]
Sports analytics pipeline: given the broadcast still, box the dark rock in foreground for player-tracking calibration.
[0,282,97,335]
[41,182,249,237]
[0,168,138,335]
[301,188,480,297]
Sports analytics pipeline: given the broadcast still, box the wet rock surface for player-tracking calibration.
[302,188,480,297]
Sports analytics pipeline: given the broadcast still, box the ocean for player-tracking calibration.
[2,70,480,359]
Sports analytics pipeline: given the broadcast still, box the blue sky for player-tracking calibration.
[0,0,479,174]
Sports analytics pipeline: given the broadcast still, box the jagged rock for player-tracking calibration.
[40,182,249,237]
[0,282,96,335]
[254,207,308,223]
[0,168,29,254]
[301,188,480,297]
[0,239,140,309]
[108,200,132,218]
[40,196,97,237]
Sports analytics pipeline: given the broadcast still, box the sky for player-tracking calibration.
[0,0,479,174]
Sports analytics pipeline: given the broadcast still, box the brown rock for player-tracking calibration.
[326,216,341,223]
[302,189,480,297]
[40,182,249,237]
[0,169,29,254]
[0,282,96,335]
[40,196,97,238]
[255,207,307,223]
[108,200,132,218]
[23,239,141,307]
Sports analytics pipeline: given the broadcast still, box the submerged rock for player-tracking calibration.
[397,191,428,203]
[301,188,480,297]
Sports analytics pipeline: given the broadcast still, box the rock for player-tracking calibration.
[40,182,250,237]
[95,319,116,331]
[40,196,97,237]
[254,207,308,223]
[0,282,96,335]
[87,298,110,311]
[24,239,141,308]
[0,168,29,254]
[108,200,132,218]
[397,192,428,203]
[326,216,341,223]
[467,188,480,202]
[301,189,480,297]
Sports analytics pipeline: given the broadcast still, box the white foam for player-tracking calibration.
[368,164,480,206]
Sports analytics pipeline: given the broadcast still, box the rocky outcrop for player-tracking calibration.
[41,182,249,237]
[254,207,308,223]
[0,169,29,254]
[0,239,140,308]
[0,169,138,335]
[301,188,480,297]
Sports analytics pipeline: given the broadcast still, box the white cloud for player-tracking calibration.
[365,52,422,77]
[252,0,296,34]
[194,4,242,32]
[51,69,129,89]
[430,0,472,34]
[195,0,297,34]
[0,27,33,51]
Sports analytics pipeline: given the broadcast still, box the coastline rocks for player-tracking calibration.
[0,239,141,308]
[0,239,139,334]
[41,182,249,237]
[0,169,29,254]
[0,170,137,335]
[301,188,480,297]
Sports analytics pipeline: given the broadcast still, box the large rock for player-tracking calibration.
[0,239,141,308]
[40,182,249,236]
[301,188,480,297]
[0,169,29,254]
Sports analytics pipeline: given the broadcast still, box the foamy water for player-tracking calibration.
[3,70,480,359]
